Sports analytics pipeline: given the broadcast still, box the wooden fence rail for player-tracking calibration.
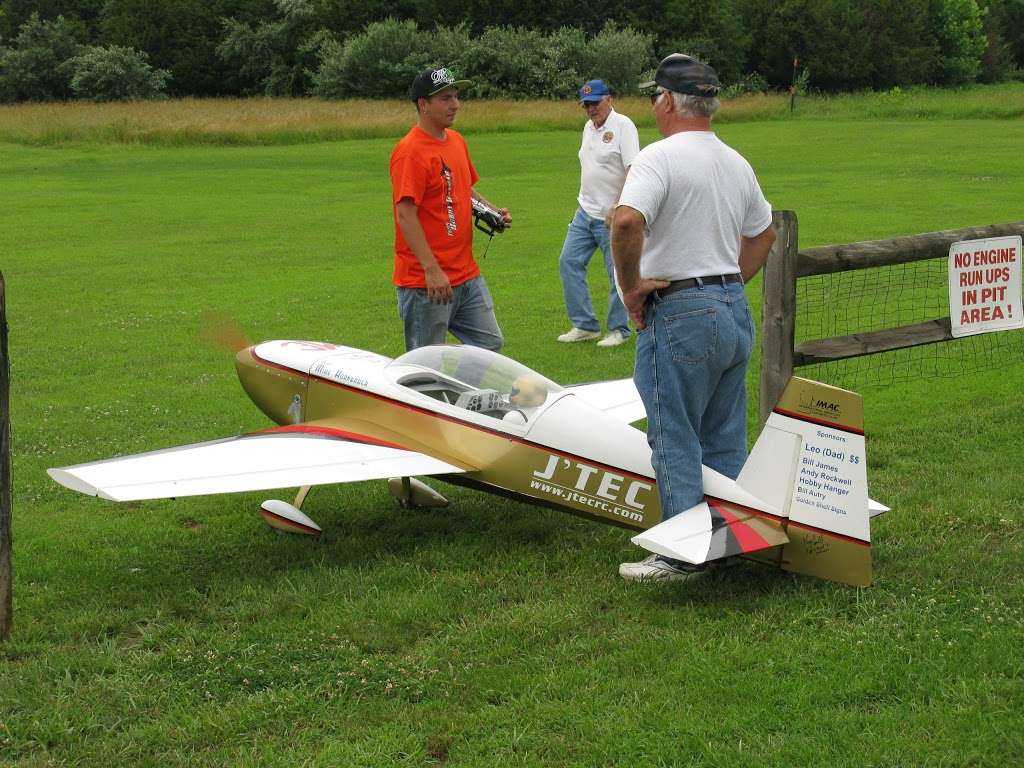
[1,272,11,641]
[759,213,1024,426]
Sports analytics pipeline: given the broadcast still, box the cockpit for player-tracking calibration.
[388,345,563,424]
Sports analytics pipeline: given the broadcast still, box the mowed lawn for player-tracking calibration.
[1,116,1023,766]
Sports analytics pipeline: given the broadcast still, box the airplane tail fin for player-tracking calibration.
[736,377,872,587]
[630,377,876,586]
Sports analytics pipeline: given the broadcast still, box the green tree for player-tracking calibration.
[994,0,1024,69]
[0,0,101,41]
[935,0,987,83]
[217,0,328,95]
[100,0,260,96]
[0,12,82,102]
[659,0,750,85]
[744,0,984,89]
[860,0,938,87]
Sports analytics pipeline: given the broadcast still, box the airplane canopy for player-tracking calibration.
[390,345,563,418]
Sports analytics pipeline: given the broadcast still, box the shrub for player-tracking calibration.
[584,22,655,96]
[720,71,768,99]
[69,44,169,101]
[312,19,469,99]
[459,26,558,99]
[313,21,653,100]
[537,26,590,98]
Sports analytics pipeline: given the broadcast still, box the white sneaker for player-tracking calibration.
[557,327,601,343]
[619,553,707,583]
[597,329,629,347]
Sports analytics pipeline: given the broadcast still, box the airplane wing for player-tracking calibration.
[48,425,470,502]
[631,499,789,565]
[564,378,646,424]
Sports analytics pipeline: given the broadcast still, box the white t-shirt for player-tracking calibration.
[577,109,640,220]
[618,131,772,280]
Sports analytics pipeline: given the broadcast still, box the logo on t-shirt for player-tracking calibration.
[441,161,456,236]
[602,131,614,143]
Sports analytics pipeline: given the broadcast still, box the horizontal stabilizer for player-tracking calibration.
[869,499,889,518]
[632,500,788,565]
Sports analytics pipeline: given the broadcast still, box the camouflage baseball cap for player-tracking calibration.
[640,54,720,97]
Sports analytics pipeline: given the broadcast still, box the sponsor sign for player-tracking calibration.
[791,425,866,536]
[948,236,1023,338]
[776,379,869,543]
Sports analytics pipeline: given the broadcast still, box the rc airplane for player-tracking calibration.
[49,341,888,587]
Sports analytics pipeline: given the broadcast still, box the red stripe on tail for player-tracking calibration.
[711,502,772,553]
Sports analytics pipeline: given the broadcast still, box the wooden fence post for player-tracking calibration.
[759,210,798,428]
[0,272,11,640]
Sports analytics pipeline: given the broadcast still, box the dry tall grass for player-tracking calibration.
[0,97,582,145]
[1,84,1019,146]
[0,94,789,146]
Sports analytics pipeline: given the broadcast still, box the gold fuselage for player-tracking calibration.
[235,346,662,531]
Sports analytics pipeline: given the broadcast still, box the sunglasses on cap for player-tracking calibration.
[649,88,666,103]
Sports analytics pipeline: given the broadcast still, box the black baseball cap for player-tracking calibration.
[640,54,721,97]
[409,67,472,101]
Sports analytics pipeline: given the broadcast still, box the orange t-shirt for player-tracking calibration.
[390,126,481,288]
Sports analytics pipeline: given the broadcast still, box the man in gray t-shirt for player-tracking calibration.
[611,54,777,583]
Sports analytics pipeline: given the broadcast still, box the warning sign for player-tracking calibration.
[948,236,1023,338]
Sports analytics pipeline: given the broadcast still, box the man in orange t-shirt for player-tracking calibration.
[390,66,512,351]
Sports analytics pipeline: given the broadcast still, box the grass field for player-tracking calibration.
[1,105,1023,766]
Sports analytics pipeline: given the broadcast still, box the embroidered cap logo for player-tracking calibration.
[431,68,455,86]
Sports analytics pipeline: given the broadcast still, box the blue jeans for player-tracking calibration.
[397,275,503,352]
[633,279,754,520]
[558,208,630,336]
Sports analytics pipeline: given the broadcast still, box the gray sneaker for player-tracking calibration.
[557,327,601,343]
[619,553,707,583]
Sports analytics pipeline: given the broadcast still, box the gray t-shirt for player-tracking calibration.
[618,130,772,280]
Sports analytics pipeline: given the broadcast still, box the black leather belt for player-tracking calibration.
[655,273,743,298]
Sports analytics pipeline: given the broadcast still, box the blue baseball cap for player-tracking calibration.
[578,79,610,103]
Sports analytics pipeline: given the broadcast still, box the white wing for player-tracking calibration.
[48,427,469,502]
[564,378,646,423]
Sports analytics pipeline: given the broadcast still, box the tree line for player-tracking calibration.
[1,0,1022,102]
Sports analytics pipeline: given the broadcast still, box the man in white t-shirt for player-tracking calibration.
[556,79,640,348]
[611,54,777,582]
